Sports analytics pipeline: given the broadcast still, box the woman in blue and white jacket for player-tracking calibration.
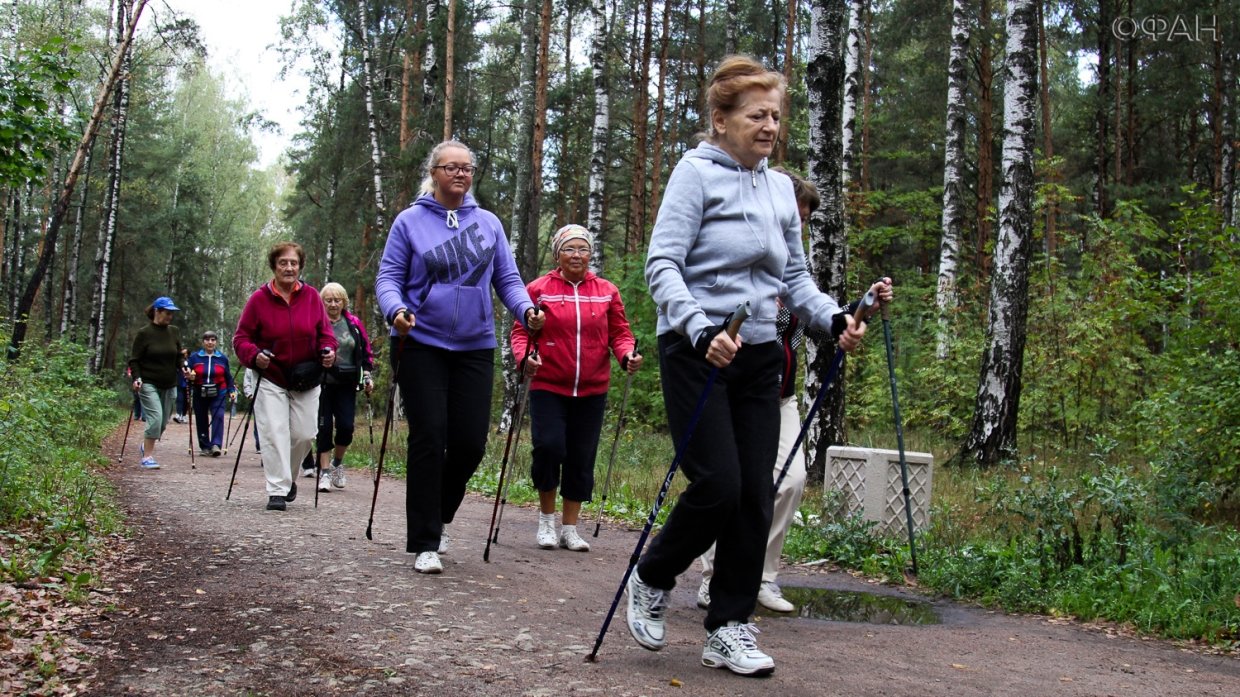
[376,139,544,574]
[186,330,236,456]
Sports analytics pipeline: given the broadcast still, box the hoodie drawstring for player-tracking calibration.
[446,209,459,229]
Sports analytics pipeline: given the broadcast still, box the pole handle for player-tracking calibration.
[725,301,752,339]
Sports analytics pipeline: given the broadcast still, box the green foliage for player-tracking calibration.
[0,37,77,188]
[0,332,119,583]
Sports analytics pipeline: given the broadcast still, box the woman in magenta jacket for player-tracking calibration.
[511,224,642,553]
[234,242,337,512]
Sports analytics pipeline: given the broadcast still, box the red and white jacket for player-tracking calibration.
[510,269,636,398]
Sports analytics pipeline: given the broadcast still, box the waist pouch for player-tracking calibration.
[287,361,324,392]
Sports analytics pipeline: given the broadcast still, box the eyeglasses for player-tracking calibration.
[433,164,476,176]
[560,246,591,257]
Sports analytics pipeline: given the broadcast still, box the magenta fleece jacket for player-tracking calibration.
[233,281,337,389]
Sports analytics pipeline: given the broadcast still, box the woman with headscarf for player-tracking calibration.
[511,224,641,553]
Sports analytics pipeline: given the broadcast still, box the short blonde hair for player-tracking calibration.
[320,282,348,304]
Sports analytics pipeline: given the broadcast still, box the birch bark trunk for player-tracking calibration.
[962,0,1039,467]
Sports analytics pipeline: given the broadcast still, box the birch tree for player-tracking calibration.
[936,0,969,360]
[357,1,388,229]
[962,0,1039,467]
[587,0,609,272]
[841,0,863,183]
[88,0,136,372]
[804,0,850,481]
[11,0,149,359]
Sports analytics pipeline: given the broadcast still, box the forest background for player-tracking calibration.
[1,0,1237,668]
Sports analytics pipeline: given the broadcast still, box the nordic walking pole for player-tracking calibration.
[593,340,639,537]
[224,391,234,454]
[484,341,538,561]
[366,313,412,541]
[118,398,135,463]
[881,302,920,575]
[490,379,532,547]
[185,370,196,470]
[773,288,879,493]
[587,302,750,662]
[366,393,376,477]
[226,357,269,500]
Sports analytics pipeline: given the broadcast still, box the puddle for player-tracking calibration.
[756,587,940,625]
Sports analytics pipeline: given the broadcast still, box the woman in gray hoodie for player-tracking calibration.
[624,55,892,677]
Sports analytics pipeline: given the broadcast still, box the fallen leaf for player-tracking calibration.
[950,663,968,670]
[670,677,682,687]
[195,589,206,595]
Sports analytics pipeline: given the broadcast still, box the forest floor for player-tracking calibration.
[65,420,1240,695]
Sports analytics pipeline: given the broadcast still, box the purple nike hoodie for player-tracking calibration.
[376,192,534,351]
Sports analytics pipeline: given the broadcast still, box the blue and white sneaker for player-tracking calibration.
[139,457,160,469]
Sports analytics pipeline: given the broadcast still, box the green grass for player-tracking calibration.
[344,402,1239,647]
[0,337,121,585]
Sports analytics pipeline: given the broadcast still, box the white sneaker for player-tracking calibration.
[329,464,346,489]
[300,467,316,478]
[696,578,711,609]
[558,525,590,552]
[438,527,450,554]
[317,470,331,492]
[757,581,795,613]
[413,551,442,574]
[625,570,667,651]
[536,516,557,549]
[702,622,775,676]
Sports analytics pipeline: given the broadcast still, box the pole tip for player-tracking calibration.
[584,653,599,663]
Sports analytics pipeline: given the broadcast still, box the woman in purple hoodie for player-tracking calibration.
[376,140,544,574]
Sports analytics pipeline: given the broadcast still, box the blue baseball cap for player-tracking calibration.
[152,296,180,311]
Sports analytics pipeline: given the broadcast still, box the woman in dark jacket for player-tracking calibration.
[128,296,187,469]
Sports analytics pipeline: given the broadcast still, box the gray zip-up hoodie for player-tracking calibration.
[645,142,843,346]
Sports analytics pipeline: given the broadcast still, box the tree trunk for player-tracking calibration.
[358,1,388,231]
[60,147,92,338]
[88,1,136,372]
[647,0,672,223]
[1037,0,1055,255]
[776,0,797,163]
[587,0,610,272]
[499,0,542,434]
[529,0,552,253]
[1093,0,1112,217]
[962,0,1038,468]
[936,0,969,361]
[860,1,872,190]
[11,0,148,360]
[842,0,863,185]
[804,0,850,483]
[724,0,738,54]
[626,0,653,254]
[976,0,995,277]
[422,0,439,110]
[443,0,456,140]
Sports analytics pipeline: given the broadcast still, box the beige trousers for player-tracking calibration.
[254,379,319,497]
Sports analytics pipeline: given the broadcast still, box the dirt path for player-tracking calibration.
[86,420,1237,696]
